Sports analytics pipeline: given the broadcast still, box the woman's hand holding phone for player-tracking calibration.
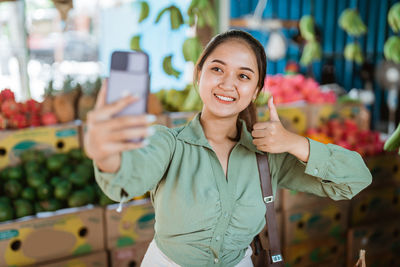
[84,80,155,173]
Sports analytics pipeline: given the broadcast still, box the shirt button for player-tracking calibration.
[216,235,220,241]
[313,168,318,175]
[214,258,219,263]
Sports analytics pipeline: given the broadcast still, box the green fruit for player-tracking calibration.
[169,6,184,30]
[76,164,94,181]
[182,37,202,63]
[50,176,63,186]
[60,165,73,179]
[0,202,14,222]
[20,149,46,164]
[99,192,116,206]
[138,1,149,23]
[4,180,22,199]
[36,184,53,200]
[68,172,88,187]
[0,167,10,180]
[21,187,36,201]
[24,160,41,175]
[384,123,400,151]
[84,185,96,203]
[14,199,34,218]
[39,199,63,212]
[54,180,72,200]
[162,55,181,78]
[68,148,84,161]
[68,191,90,207]
[46,154,68,173]
[300,15,315,41]
[27,172,46,188]
[0,196,11,206]
[34,202,45,213]
[7,166,24,180]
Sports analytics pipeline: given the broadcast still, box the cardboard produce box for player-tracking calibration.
[307,104,335,130]
[105,199,155,249]
[0,123,80,169]
[35,250,108,267]
[283,236,346,267]
[347,220,400,266]
[350,185,400,226]
[283,201,349,246]
[0,206,104,267]
[281,188,334,211]
[365,153,400,187]
[110,240,151,267]
[257,105,308,134]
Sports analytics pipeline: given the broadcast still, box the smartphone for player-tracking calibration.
[107,50,150,117]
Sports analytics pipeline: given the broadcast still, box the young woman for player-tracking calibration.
[84,30,372,267]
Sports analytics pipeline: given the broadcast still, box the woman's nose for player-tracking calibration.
[218,73,236,90]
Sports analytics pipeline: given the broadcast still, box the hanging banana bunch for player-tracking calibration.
[155,5,184,30]
[187,0,217,28]
[338,9,367,37]
[384,3,400,63]
[138,1,150,23]
[339,8,367,64]
[388,3,400,33]
[162,55,181,78]
[299,16,321,67]
[182,37,203,63]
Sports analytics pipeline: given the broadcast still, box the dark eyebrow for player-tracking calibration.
[211,59,255,74]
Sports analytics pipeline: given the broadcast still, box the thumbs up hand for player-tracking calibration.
[252,97,304,155]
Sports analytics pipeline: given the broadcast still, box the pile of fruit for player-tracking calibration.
[0,89,58,129]
[155,84,203,112]
[0,148,116,222]
[306,118,384,157]
[258,74,337,105]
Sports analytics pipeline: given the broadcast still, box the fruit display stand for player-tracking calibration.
[0,206,104,267]
[0,123,81,170]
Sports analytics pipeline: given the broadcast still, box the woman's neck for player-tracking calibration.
[200,110,238,143]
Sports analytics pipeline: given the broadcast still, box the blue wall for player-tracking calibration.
[230,0,400,128]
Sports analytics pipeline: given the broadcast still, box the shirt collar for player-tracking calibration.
[176,113,261,153]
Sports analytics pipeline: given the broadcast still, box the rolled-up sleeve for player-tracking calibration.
[270,138,372,200]
[94,125,176,201]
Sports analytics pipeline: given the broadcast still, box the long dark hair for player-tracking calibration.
[193,29,267,132]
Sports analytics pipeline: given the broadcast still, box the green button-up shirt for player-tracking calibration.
[94,113,372,267]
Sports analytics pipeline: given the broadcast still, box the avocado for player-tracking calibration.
[0,196,11,206]
[20,149,45,163]
[7,165,24,180]
[4,180,22,199]
[68,148,84,161]
[68,191,89,207]
[83,185,96,203]
[27,172,45,188]
[14,199,34,218]
[24,160,41,176]
[99,192,116,206]
[46,154,67,173]
[54,180,72,200]
[59,165,73,179]
[0,167,10,180]
[50,176,62,186]
[0,202,14,222]
[36,184,53,200]
[76,164,94,181]
[68,172,88,187]
[39,199,63,211]
[21,187,36,201]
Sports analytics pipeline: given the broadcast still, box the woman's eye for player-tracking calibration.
[212,67,222,72]
[240,74,250,80]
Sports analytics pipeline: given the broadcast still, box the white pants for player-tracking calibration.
[141,239,254,267]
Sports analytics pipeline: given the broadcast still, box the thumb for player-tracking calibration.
[268,96,280,122]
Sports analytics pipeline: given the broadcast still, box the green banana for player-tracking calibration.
[138,1,149,23]
[182,37,203,63]
[162,55,181,78]
[388,3,400,33]
[299,15,316,41]
[339,9,367,36]
[344,43,363,64]
[130,35,141,51]
[187,0,217,28]
[384,123,400,151]
[300,40,321,66]
[155,6,169,23]
[169,5,184,30]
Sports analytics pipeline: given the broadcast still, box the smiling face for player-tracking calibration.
[197,39,260,120]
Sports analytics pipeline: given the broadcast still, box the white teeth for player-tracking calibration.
[215,94,235,102]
